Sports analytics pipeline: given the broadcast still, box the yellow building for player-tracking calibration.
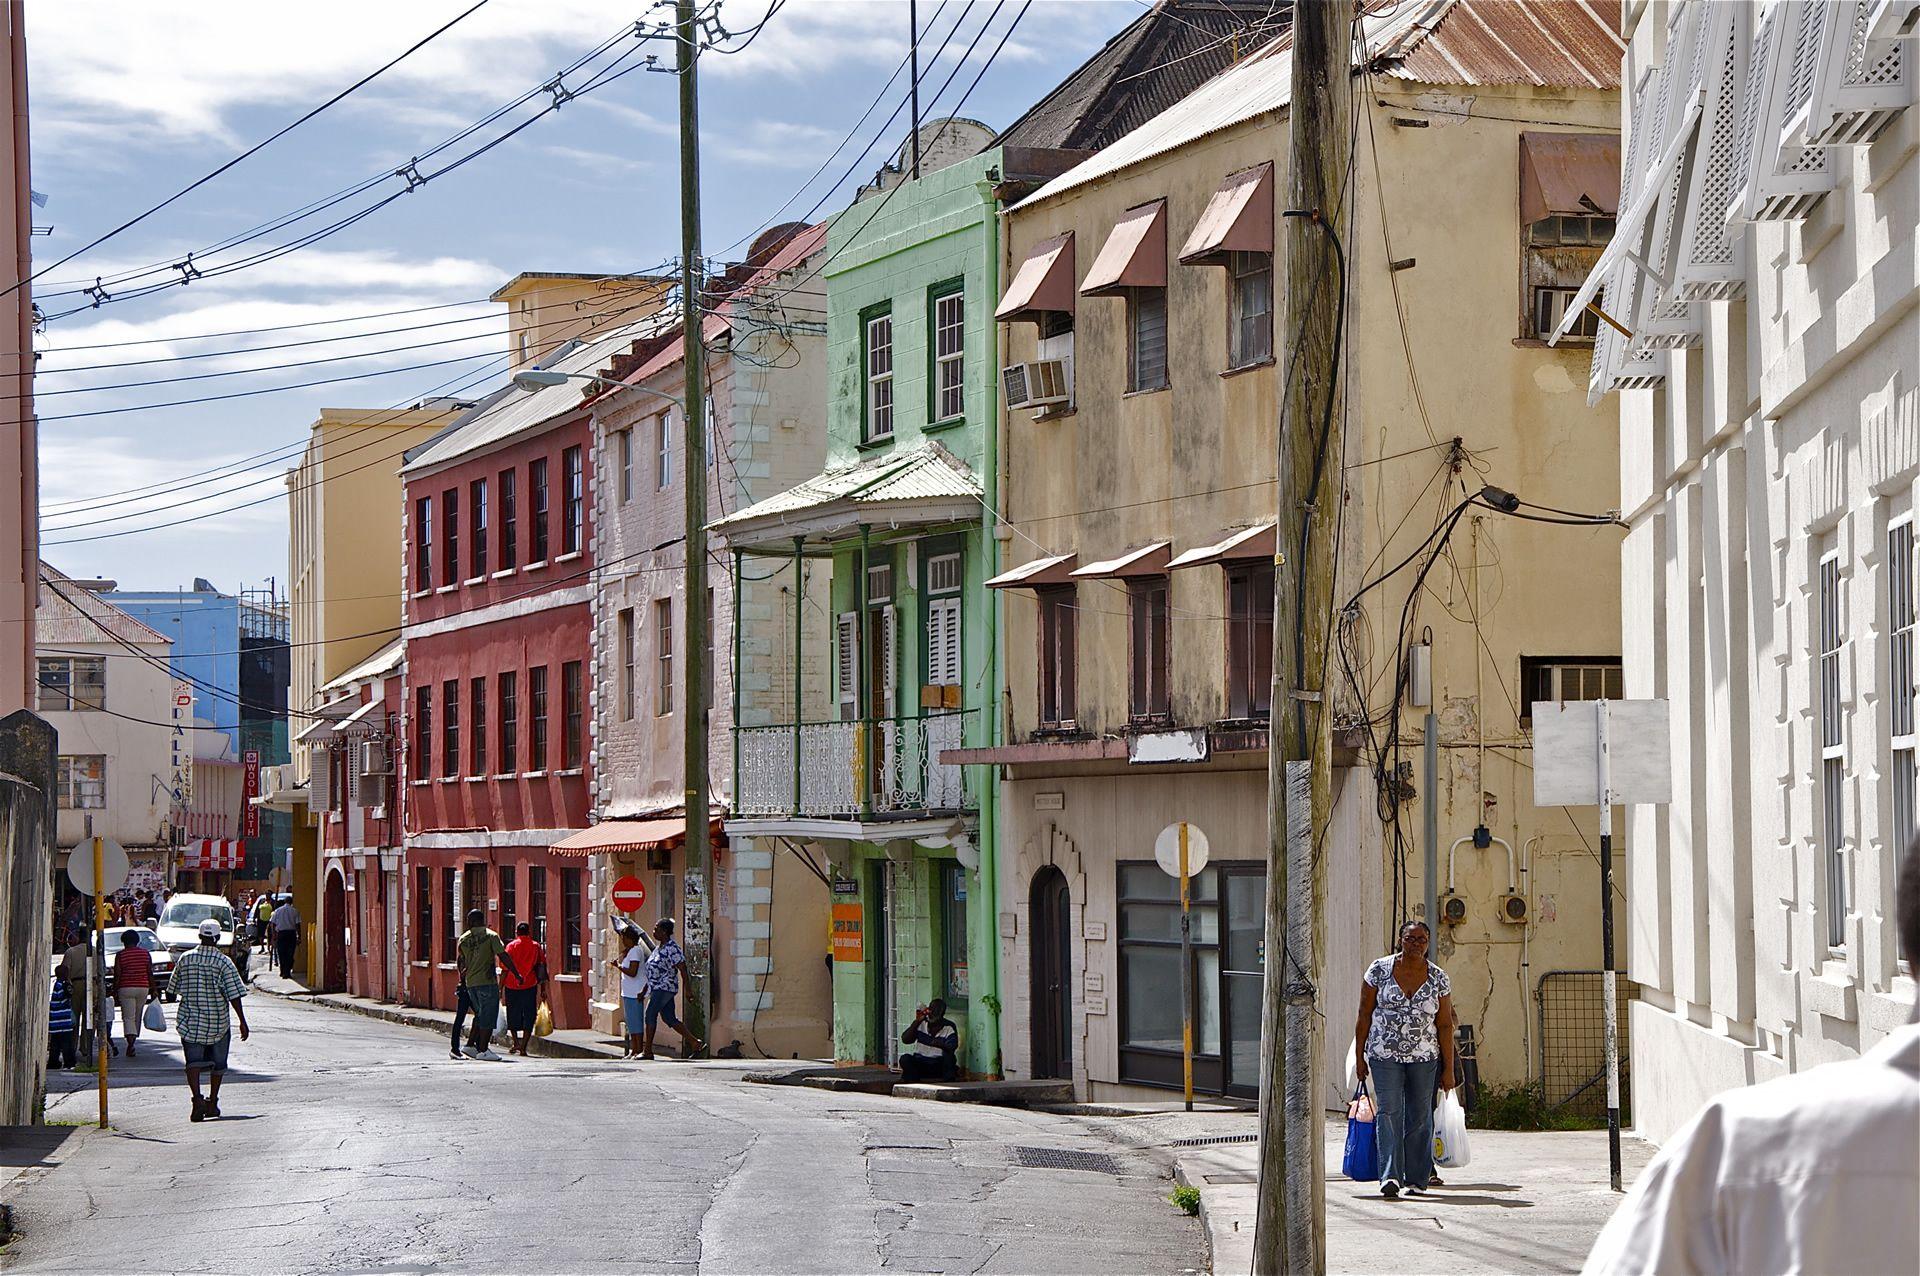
[966,0,1626,1104]
[492,272,675,371]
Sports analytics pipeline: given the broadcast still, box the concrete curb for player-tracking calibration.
[252,981,619,1061]
[1173,1154,1250,1275]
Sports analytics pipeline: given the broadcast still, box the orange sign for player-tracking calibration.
[831,903,864,962]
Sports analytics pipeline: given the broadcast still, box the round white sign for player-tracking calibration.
[1154,822,1210,879]
[67,836,130,897]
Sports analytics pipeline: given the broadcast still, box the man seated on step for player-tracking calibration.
[899,999,960,1082]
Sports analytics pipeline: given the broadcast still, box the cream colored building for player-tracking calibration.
[1567,0,1919,1143]
[493,272,676,371]
[966,0,1627,1103]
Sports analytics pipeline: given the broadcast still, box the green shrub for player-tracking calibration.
[1170,1185,1202,1216]
[1468,1080,1606,1131]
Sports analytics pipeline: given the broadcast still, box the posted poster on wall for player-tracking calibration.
[683,869,710,978]
[831,903,864,962]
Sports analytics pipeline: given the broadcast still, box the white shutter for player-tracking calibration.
[881,607,898,719]
[836,613,858,721]
[309,744,332,812]
[927,597,962,687]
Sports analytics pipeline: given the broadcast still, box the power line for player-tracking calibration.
[10,0,494,302]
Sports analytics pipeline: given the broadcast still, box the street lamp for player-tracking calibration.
[511,366,685,410]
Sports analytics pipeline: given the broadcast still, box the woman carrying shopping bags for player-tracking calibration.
[1353,920,1456,1200]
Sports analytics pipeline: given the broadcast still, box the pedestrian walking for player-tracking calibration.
[500,921,548,1057]
[252,893,272,952]
[269,895,301,979]
[167,918,250,1123]
[58,927,99,1060]
[1583,848,1920,1275]
[455,910,508,1061]
[1353,920,1456,1200]
[612,925,648,1059]
[637,919,702,1060]
[47,975,76,1070]
[113,929,153,1059]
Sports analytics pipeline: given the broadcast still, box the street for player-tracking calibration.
[4,996,1204,1274]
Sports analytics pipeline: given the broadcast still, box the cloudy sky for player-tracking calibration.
[27,0,1137,592]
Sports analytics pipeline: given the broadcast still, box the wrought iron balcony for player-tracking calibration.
[734,711,974,820]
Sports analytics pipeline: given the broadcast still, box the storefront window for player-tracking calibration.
[940,861,969,1008]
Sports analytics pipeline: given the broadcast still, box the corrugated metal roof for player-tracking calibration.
[1021,0,1622,209]
[321,638,403,692]
[711,442,981,532]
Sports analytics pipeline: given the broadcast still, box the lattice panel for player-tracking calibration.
[1674,0,1749,302]
[1804,0,1913,145]
[1636,2,1712,353]
[1744,0,1833,222]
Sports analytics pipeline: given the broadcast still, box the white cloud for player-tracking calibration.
[713,120,843,170]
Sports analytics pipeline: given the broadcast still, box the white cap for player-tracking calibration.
[197,919,222,938]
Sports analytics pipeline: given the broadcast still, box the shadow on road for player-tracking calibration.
[0,1125,76,1167]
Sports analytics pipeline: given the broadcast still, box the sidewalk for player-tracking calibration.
[1174,1123,1652,1275]
[0,1124,86,1241]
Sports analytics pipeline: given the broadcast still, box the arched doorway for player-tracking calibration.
[1028,866,1072,1079]
[323,869,348,992]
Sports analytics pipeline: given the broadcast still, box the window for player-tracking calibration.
[443,488,459,585]
[940,861,969,1009]
[499,866,517,940]
[56,755,105,809]
[1225,562,1274,721]
[617,429,633,504]
[1819,550,1847,948]
[529,665,549,770]
[864,309,894,443]
[470,676,488,776]
[415,495,433,590]
[498,670,518,772]
[706,586,717,713]
[530,458,550,562]
[1129,290,1169,392]
[1119,862,1221,1059]
[1528,214,1616,246]
[415,865,432,961]
[926,553,963,692]
[1519,657,1624,725]
[656,413,673,491]
[561,867,583,973]
[441,680,459,778]
[463,862,489,928]
[499,468,518,570]
[528,865,547,944]
[562,660,584,769]
[1038,585,1077,727]
[441,866,457,959]
[1129,577,1171,720]
[1229,252,1273,368]
[1533,287,1600,341]
[931,285,965,422]
[562,445,584,555]
[413,686,432,779]
[704,397,717,466]
[1891,521,1916,862]
[37,656,105,711]
[470,478,489,577]
[1521,209,1615,341]
[619,607,637,721]
[655,598,674,716]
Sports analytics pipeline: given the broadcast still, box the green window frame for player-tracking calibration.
[860,301,894,445]
[925,277,966,428]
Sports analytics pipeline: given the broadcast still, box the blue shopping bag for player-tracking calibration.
[1342,1085,1378,1181]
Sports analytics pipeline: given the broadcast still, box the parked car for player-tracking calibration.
[48,926,176,1000]
[155,893,236,955]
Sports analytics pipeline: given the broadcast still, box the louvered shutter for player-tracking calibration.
[309,744,332,812]
[881,607,898,719]
[928,597,962,688]
[836,613,858,721]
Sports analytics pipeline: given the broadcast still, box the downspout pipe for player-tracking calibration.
[978,169,1004,1077]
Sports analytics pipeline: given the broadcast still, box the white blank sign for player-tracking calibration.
[1532,699,1673,807]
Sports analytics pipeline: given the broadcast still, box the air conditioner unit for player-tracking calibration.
[358,739,392,778]
[1001,358,1071,411]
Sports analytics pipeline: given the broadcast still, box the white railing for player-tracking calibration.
[735,713,973,820]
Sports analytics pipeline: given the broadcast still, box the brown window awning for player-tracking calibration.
[1519,133,1621,226]
[1071,542,1171,579]
[1179,162,1274,265]
[550,816,720,857]
[995,232,1076,323]
[1080,201,1167,297]
[985,550,1078,589]
[1169,522,1276,569]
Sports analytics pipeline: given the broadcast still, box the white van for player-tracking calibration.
[155,893,236,955]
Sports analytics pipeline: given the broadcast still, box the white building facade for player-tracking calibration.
[1576,0,1918,1142]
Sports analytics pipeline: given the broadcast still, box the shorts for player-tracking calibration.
[182,1034,232,1075]
[116,987,148,1037]
[504,985,538,1032]
[620,994,645,1034]
[644,988,682,1033]
[465,983,500,1033]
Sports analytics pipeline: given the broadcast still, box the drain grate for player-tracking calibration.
[1012,1146,1124,1174]
[1170,1134,1259,1147]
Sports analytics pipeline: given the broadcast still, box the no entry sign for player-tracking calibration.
[611,875,648,913]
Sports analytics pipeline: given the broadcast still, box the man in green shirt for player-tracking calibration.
[456,909,509,1061]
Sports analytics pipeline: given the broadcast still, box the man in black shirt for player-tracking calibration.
[899,999,959,1081]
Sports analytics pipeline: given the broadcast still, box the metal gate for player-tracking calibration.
[1537,970,1636,1120]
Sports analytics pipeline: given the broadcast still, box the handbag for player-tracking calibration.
[1341,1085,1378,1181]
[143,999,166,1032]
[1432,1089,1472,1169]
[533,1001,554,1038]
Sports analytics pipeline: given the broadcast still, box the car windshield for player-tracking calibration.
[159,901,232,931]
[106,929,164,953]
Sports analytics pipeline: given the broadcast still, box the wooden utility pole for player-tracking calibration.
[1254,0,1351,1272]
[677,0,713,1041]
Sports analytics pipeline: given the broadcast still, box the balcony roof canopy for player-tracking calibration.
[710,442,984,551]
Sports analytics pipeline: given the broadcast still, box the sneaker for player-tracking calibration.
[450,1050,465,1061]
[476,1049,502,1062]
[461,1044,482,1057]
[1381,1178,1401,1199]
[1404,1184,1425,1196]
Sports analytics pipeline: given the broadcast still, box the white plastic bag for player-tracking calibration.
[1432,1089,1471,1169]
[143,999,166,1032]
[496,1000,509,1035]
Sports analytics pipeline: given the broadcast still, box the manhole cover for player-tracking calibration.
[1171,1134,1258,1147]
[1012,1146,1124,1174]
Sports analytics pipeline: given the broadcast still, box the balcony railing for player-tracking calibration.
[735,711,973,821]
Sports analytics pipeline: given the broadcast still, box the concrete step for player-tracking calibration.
[893,1078,1075,1107]
[744,1064,899,1094]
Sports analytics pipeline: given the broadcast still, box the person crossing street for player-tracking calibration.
[269,895,301,980]
[168,918,250,1123]
[455,910,508,1061]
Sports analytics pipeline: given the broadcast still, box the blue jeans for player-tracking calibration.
[645,988,682,1033]
[465,984,500,1041]
[1368,1055,1438,1188]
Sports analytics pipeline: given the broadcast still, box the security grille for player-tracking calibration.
[1538,970,1636,1121]
[1011,1147,1123,1175]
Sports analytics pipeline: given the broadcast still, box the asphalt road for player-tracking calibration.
[5,996,1204,1274]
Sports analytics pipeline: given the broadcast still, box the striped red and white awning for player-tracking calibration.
[180,839,243,870]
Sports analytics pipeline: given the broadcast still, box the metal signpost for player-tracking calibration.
[68,831,129,1129]
[1155,821,1210,1112]
[1533,698,1671,1191]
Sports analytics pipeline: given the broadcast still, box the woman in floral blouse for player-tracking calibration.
[1354,920,1456,1198]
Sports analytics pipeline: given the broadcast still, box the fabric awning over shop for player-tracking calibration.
[1169,522,1276,569]
[550,816,723,857]
[1071,542,1171,579]
[180,839,243,871]
[985,550,1078,589]
[994,232,1076,322]
[1519,132,1621,225]
[1080,201,1166,297]
[1179,162,1274,265]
